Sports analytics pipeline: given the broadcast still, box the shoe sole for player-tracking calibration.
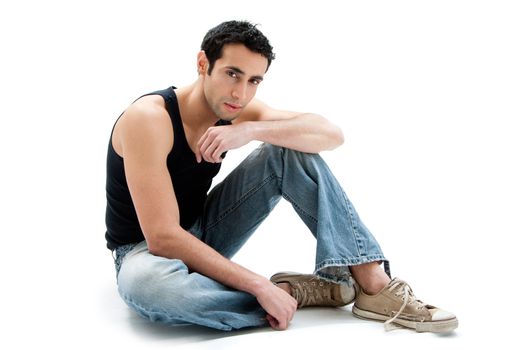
[352,305,458,333]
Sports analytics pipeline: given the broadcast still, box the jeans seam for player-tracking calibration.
[205,173,279,231]
[282,191,318,224]
[342,194,363,256]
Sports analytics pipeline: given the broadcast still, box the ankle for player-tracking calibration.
[350,262,391,295]
[361,279,389,295]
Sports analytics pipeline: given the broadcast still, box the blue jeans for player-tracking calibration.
[114,143,388,331]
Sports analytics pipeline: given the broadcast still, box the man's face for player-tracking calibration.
[202,43,267,121]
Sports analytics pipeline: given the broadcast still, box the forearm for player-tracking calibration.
[149,228,270,296]
[247,114,344,153]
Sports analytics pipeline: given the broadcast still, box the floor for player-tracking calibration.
[85,217,506,350]
[97,283,466,350]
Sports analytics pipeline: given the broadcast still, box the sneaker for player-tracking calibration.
[352,277,458,332]
[270,271,357,308]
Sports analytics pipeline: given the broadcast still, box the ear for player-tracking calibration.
[197,50,208,75]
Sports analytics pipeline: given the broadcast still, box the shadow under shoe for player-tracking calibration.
[270,271,357,308]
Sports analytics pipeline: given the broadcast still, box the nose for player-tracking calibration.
[231,83,247,101]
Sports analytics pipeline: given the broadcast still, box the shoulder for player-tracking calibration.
[124,94,170,126]
[114,94,174,158]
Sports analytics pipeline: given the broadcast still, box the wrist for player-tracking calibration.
[243,121,261,142]
[245,275,273,297]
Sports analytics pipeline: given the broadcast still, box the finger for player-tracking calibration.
[200,141,212,162]
[196,141,206,162]
[267,314,286,330]
[266,315,278,329]
[201,143,214,162]
[206,139,223,163]
[201,144,214,163]
[195,147,202,163]
[196,129,209,150]
[204,138,222,163]
[198,132,215,161]
[278,318,288,330]
[211,143,224,163]
[275,314,288,330]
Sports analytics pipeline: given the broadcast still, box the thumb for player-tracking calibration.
[267,314,287,330]
[266,314,278,329]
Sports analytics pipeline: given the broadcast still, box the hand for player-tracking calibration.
[255,281,297,330]
[196,123,252,163]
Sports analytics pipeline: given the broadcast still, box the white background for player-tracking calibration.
[1,0,524,348]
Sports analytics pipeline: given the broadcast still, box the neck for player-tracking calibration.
[176,80,219,130]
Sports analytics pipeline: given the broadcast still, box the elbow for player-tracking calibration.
[327,126,345,150]
[335,126,345,146]
[147,238,166,257]
[144,227,182,257]
[322,115,344,149]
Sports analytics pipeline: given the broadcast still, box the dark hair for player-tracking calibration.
[201,20,275,74]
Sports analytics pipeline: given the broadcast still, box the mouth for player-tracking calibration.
[224,102,242,113]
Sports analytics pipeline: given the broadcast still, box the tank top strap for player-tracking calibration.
[140,86,187,151]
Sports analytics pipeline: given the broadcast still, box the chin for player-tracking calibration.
[221,115,238,122]
[218,111,241,122]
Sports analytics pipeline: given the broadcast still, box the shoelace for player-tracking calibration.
[384,278,426,331]
[291,279,333,308]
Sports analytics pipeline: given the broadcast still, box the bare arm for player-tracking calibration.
[117,101,297,329]
[242,113,343,153]
[196,99,344,163]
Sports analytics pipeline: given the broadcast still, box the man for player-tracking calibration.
[106,20,457,333]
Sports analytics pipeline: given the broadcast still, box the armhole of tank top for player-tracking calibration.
[110,87,178,161]
[109,113,124,160]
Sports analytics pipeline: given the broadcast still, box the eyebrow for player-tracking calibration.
[226,66,264,81]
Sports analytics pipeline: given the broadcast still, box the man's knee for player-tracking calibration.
[258,143,283,158]
[251,143,326,180]
[259,143,317,161]
[117,255,191,312]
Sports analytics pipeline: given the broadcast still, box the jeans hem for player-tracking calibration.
[314,255,388,283]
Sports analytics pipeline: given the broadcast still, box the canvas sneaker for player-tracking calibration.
[270,272,357,308]
[352,277,458,332]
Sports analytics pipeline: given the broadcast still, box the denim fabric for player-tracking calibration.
[115,143,388,331]
[113,243,138,277]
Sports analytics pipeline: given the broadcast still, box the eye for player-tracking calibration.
[227,70,238,79]
[250,79,261,86]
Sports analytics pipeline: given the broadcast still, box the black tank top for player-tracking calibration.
[105,86,230,250]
